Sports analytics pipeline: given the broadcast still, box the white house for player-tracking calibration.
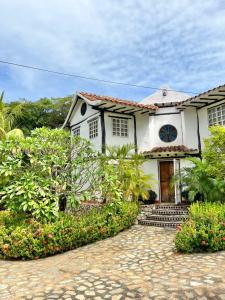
[63,84,225,204]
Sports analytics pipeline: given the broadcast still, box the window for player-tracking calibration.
[112,118,128,137]
[159,124,177,143]
[72,126,80,136]
[208,104,225,126]
[89,118,98,139]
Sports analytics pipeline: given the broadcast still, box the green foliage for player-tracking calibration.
[174,126,225,203]
[0,91,25,139]
[203,126,225,180]
[175,202,225,253]
[0,128,100,221]
[8,96,72,135]
[0,202,139,260]
[101,145,152,202]
[179,158,225,202]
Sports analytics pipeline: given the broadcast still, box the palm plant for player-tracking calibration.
[105,144,152,201]
[0,91,24,140]
[177,157,225,202]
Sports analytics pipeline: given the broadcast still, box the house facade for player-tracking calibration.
[63,84,225,204]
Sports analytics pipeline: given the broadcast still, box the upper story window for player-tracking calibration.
[89,118,98,139]
[208,104,225,126]
[112,118,128,137]
[72,126,80,137]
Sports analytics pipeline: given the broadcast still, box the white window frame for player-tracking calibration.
[208,104,225,126]
[112,118,129,137]
[72,126,80,137]
[89,118,98,139]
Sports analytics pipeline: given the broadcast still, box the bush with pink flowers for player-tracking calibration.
[175,202,225,253]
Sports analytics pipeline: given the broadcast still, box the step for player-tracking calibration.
[155,205,189,210]
[151,209,188,215]
[138,219,182,228]
[146,214,188,222]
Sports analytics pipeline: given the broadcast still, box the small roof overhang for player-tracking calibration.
[177,83,225,110]
[143,145,199,158]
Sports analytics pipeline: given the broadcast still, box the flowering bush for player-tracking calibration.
[175,202,225,253]
[0,202,139,260]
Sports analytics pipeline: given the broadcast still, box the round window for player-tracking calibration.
[159,124,177,143]
[81,102,87,116]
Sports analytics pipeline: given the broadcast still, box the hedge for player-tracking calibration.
[0,202,139,260]
[175,202,225,253]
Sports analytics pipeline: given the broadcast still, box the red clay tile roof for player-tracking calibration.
[143,145,197,154]
[78,92,158,111]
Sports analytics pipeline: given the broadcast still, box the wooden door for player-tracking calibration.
[159,161,174,203]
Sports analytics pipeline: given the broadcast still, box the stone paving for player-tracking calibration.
[0,225,225,299]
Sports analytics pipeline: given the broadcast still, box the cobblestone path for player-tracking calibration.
[0,225,225,299]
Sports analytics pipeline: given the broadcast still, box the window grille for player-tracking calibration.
[112,118,128,137]
[89,118,98,139]
[208,104,225,126]
[73,126,80,136]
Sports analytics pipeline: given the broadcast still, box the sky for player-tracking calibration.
[0,0,225,102]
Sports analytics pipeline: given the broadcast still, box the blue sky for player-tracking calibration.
[0,0,225,102]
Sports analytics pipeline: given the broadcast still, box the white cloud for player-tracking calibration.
[0,0,225,100]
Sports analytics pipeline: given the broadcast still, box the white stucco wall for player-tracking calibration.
[70,99,102,152]
[104,112,135,148]
[148,107,183,148]
[136,114,151,151]
[142,159,160,199]
[181,108,199,149]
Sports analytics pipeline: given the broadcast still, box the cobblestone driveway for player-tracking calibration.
[0,225,225,300]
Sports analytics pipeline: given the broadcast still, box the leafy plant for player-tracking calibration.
[102,144,152,202]
[178,158,225,202]
[0,202,139,260]
[175,202,225,253]
[0,91,24,140]
[203,126,225,180]
[0,128,101,221]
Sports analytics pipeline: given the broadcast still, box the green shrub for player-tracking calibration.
[175,202,225,253]
[0,128,101,221]
[0,202,139,260]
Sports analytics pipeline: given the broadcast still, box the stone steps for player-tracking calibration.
[151,209,188,215]
[139,219,182,228]
[138,203,189,228]
[146,214,188,222]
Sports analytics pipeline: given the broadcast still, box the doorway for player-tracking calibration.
[159,161,175,203]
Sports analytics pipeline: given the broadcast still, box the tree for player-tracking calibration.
[0,128,101,221]
[0,91,24,140]
[8,96,72,135]
[203,126,225,180]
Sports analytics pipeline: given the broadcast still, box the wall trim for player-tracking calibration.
[100,110,106,154]
[70,111,100,128]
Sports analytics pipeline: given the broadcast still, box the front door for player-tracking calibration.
[159,161,174,203]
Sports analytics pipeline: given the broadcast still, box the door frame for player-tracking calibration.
[157,158,181,204]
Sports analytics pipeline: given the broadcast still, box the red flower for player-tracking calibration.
[222,237,225,241]
[47,233,53,239]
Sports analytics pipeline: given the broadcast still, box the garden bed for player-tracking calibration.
[0,202,139,260]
